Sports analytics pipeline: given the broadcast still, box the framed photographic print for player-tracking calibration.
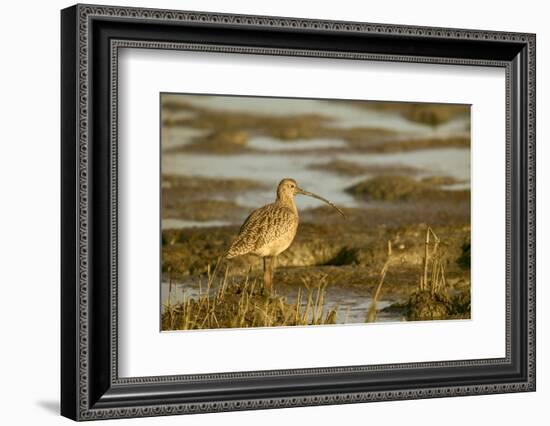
[61,3,536,421]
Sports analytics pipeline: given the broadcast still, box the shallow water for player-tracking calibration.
[176,95,468,137]
[162,147,470,212]
[161,280,402,325]
[161,96,470,218]
[162,218,231,229]
[163,151,360,209]
[338,148,471,182]
[161,127,206,150]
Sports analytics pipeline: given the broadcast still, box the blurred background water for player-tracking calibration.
[161,94,470,228]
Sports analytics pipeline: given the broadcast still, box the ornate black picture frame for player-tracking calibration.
[61,4,536,421]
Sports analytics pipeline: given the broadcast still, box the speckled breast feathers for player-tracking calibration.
[226,202,299,258]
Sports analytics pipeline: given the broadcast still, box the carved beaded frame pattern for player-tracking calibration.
[75,4,535,420]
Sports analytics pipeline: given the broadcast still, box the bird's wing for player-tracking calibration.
[226,204,296,258]
[237,207,261,234]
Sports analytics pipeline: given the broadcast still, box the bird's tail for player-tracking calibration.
[225,238,244,259]
[224,247,238,259]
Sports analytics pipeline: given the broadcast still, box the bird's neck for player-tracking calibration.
[277,194,298,215]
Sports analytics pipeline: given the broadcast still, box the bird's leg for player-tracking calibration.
[263,257,273,293]
[269,256,277,293]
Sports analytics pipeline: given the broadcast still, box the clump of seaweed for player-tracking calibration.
[457,241,471,270]
[368,227,471,322]
[421,176,465,186]
[324,246,360,266]
[405,227,453,321]
[406,291,453,320]
[449,287,471,317]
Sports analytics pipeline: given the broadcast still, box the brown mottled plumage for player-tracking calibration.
[226,178,344,291]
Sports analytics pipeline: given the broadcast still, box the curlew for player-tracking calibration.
[226,178,345,291]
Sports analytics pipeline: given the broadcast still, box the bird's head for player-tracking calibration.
[276,178,345,217]
[277,178,300,198]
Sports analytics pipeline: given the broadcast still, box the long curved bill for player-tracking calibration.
[297,188,346,218]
